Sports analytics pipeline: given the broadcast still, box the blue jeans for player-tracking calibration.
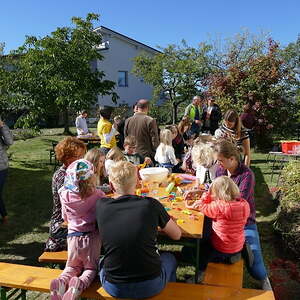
[99,252,177,299]
[0,169,8,218]
[244,224,267,280]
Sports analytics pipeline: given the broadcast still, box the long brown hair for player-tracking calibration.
[178,116,191,135]
[78,175,97,199]
[223,110,242,139]
[84,148,106,184]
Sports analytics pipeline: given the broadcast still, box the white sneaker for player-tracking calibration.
[261,277,272,290]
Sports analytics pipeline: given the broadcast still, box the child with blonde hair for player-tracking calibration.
[192,142,217,186]
[50,159,105,300]
[84,148,111,193]
[84,148,106,185]
[105,146,125,175]
[155,129,178,170]
[185,176,250,282]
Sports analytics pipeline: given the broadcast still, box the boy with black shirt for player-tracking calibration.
[96,161,181,299]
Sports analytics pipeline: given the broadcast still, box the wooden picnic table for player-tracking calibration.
[77,135,101,144]
[61,178,204,283]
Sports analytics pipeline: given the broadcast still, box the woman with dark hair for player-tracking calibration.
[44,137,86,251]
[216,110,251,166]
[97,107,118,155]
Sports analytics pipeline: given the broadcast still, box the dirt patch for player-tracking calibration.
[269,258,300,300]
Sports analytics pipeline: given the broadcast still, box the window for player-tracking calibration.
[118,71,128,87]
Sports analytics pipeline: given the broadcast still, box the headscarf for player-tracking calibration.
[63,159,95,193]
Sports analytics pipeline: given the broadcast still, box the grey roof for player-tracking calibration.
[94,26,161,54]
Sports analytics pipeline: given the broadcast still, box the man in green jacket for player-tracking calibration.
[184,95,204,136]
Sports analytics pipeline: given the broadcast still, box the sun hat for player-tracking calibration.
[63,159,95,193]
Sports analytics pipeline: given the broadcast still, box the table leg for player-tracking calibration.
[194,238,200,284]
[270,155,277,182]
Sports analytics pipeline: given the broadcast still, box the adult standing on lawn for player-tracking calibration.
[44,137,86,251]
[214,139,272,290]
[75,110,89,136]
[201,95,222,135]
[97,106,118,155]
[0,119,13,225]
[124,99,159,159]
[184,95,204,136]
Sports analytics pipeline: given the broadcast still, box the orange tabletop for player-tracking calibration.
[149,186,204,239]
[62,179,204,239]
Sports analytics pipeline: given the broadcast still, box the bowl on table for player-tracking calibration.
[139,167,169,184]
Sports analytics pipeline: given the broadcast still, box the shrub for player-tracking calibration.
[12,129,41,141]
[273,160,300,258]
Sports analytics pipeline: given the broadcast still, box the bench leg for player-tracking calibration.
[195,238,200,283]
[0,287,7,300]
[0,287,26,300]
[19,289,26,300]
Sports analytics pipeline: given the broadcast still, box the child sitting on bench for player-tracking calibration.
[50,159,105,300]
[185,176,250,282]
[123,135,152,166]
[155,129,179,172]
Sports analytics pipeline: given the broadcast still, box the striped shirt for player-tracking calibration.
[219,124,250,147]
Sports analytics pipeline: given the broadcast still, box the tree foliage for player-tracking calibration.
[204,32,298,144]
[5,13,117,132]
[132,41,212,123]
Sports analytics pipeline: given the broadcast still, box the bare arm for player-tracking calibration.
[161,219,181,240]
[243,138,251,167]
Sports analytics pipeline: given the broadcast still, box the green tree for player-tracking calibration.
[6,13,117,133]
[205,32,295,147]
[132,41,212,123]
[281,35,300,122]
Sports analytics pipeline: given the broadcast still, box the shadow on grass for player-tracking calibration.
[0,241,47,266]
[1,166,53,263]
[252,165,277,217]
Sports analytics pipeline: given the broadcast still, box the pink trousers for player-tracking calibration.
[59,231,101,289]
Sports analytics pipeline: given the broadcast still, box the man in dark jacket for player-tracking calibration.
[201,95,222,135]
[124,99,159,159]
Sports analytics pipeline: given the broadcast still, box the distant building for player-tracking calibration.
[93,26,160,107]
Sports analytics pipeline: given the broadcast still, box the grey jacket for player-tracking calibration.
[0,125,13,171]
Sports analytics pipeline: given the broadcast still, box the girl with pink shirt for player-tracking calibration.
[50,159,105,300]
[185,176,250,281]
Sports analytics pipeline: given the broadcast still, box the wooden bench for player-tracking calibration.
[0,262,275,300]
[203,260,244,288]
[38,251,68,264]
[38,252,244,288]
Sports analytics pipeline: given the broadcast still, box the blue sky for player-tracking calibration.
[1,0,299,54]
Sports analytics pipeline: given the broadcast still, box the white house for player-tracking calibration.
[93,26,160,108]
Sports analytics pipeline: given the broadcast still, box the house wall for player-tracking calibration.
[97,32,156,108]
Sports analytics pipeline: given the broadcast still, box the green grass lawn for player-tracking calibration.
[0,129,292,296]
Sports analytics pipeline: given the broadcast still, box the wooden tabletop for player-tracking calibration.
[150,186,204,238]
[61,180,204,239]
[77,135,101,142]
